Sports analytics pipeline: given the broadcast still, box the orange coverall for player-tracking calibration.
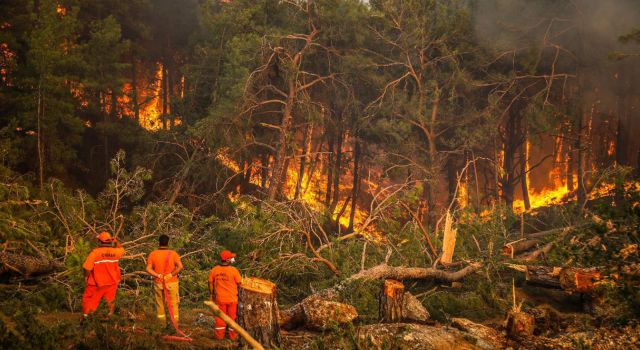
[208,265,242,340]
[82,244,125,315]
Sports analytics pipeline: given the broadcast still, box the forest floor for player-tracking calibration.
[31,297,640,350]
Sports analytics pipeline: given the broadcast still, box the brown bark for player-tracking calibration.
[238,277,281,348]
[294,124,313,200]
[324,131,334,207]
[347,134,360,232]
[329,130,343,214]
[501,239,541,257]
[520,135,531,211]
[380,279,405,323]
[525,266,563,289]
[131,59,140,121]
[559,267,600,294]
[280,296,357,331]
[0,251,59,278]
[506,310,535,338]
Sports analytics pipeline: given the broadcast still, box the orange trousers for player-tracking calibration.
[214,301,238,340]
[82,284,117,315]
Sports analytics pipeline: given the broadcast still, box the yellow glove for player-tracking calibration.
[163,273,172,281]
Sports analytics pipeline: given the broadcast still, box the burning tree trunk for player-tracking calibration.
[520,134,531,211]
[294,124,313,200]
[329,129,343,215]
[238,277,281,348]
[348,134,361,232]
[380,279,405,323]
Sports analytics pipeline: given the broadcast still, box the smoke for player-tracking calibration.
[473,0,640,173]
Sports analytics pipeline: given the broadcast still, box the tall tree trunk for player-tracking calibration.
[446,156,458,211]
[131,58,140,122]
[329,130,343,214]
[566,122,575,193]
[502,112,518,211]
[36,78,44,192]
[520,131,531,211]
[161,62,168,130]
[295,124,313,200]
[168,63,175,129]
[261,153,269,189]
[576,109,586,207]
[325,131,334,207]
[267,85,295,202]
[348,135,360,233]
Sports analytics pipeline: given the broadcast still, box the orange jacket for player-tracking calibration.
[209,265,242,303]
[147,249,181,284]
[83,245,125,287]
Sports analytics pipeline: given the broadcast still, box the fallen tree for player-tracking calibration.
[314,262,483,301]
[281,262,481,329]
[0,251,59,278]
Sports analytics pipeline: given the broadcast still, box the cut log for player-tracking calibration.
[505,310,535,339]
[402,292,429,323]
[559,267,601,294]
[356,323,481,350]
[519,241,555,262]
[281,296,357,331]
[525,266,562,289]
[0,251,59,278]
[451,318,505,350]
[501,239,540,257]
[301,297,358,331]
[238,277,281,348]
[380,279,405,322]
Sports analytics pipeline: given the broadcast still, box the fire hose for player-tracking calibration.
[161,278,192,342]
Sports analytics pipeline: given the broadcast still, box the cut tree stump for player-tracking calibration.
[238,277,281,348]
[379,279,430,323]
[559,267,601,294]
[505,310,535,339]
[380,279,405,322]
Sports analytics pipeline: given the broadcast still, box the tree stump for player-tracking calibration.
[238,277,280,348]
[505,310,535,339]
[380,279,405,322]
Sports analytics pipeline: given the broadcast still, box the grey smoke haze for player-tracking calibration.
[473,0,640,168]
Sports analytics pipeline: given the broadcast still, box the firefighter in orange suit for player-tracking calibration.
[209,250,242,340]
[82,231,125,320]
[146,234,183,324]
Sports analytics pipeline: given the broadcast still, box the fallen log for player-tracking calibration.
[0,251,59,278]
[502,239,541,257]
[559,267,601,294]
[356,323,481,350]
[238,277,281,348]
[518,241,555,262]
[525,266,563,289]
[451,318,505,350]
[280,296,357,331]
